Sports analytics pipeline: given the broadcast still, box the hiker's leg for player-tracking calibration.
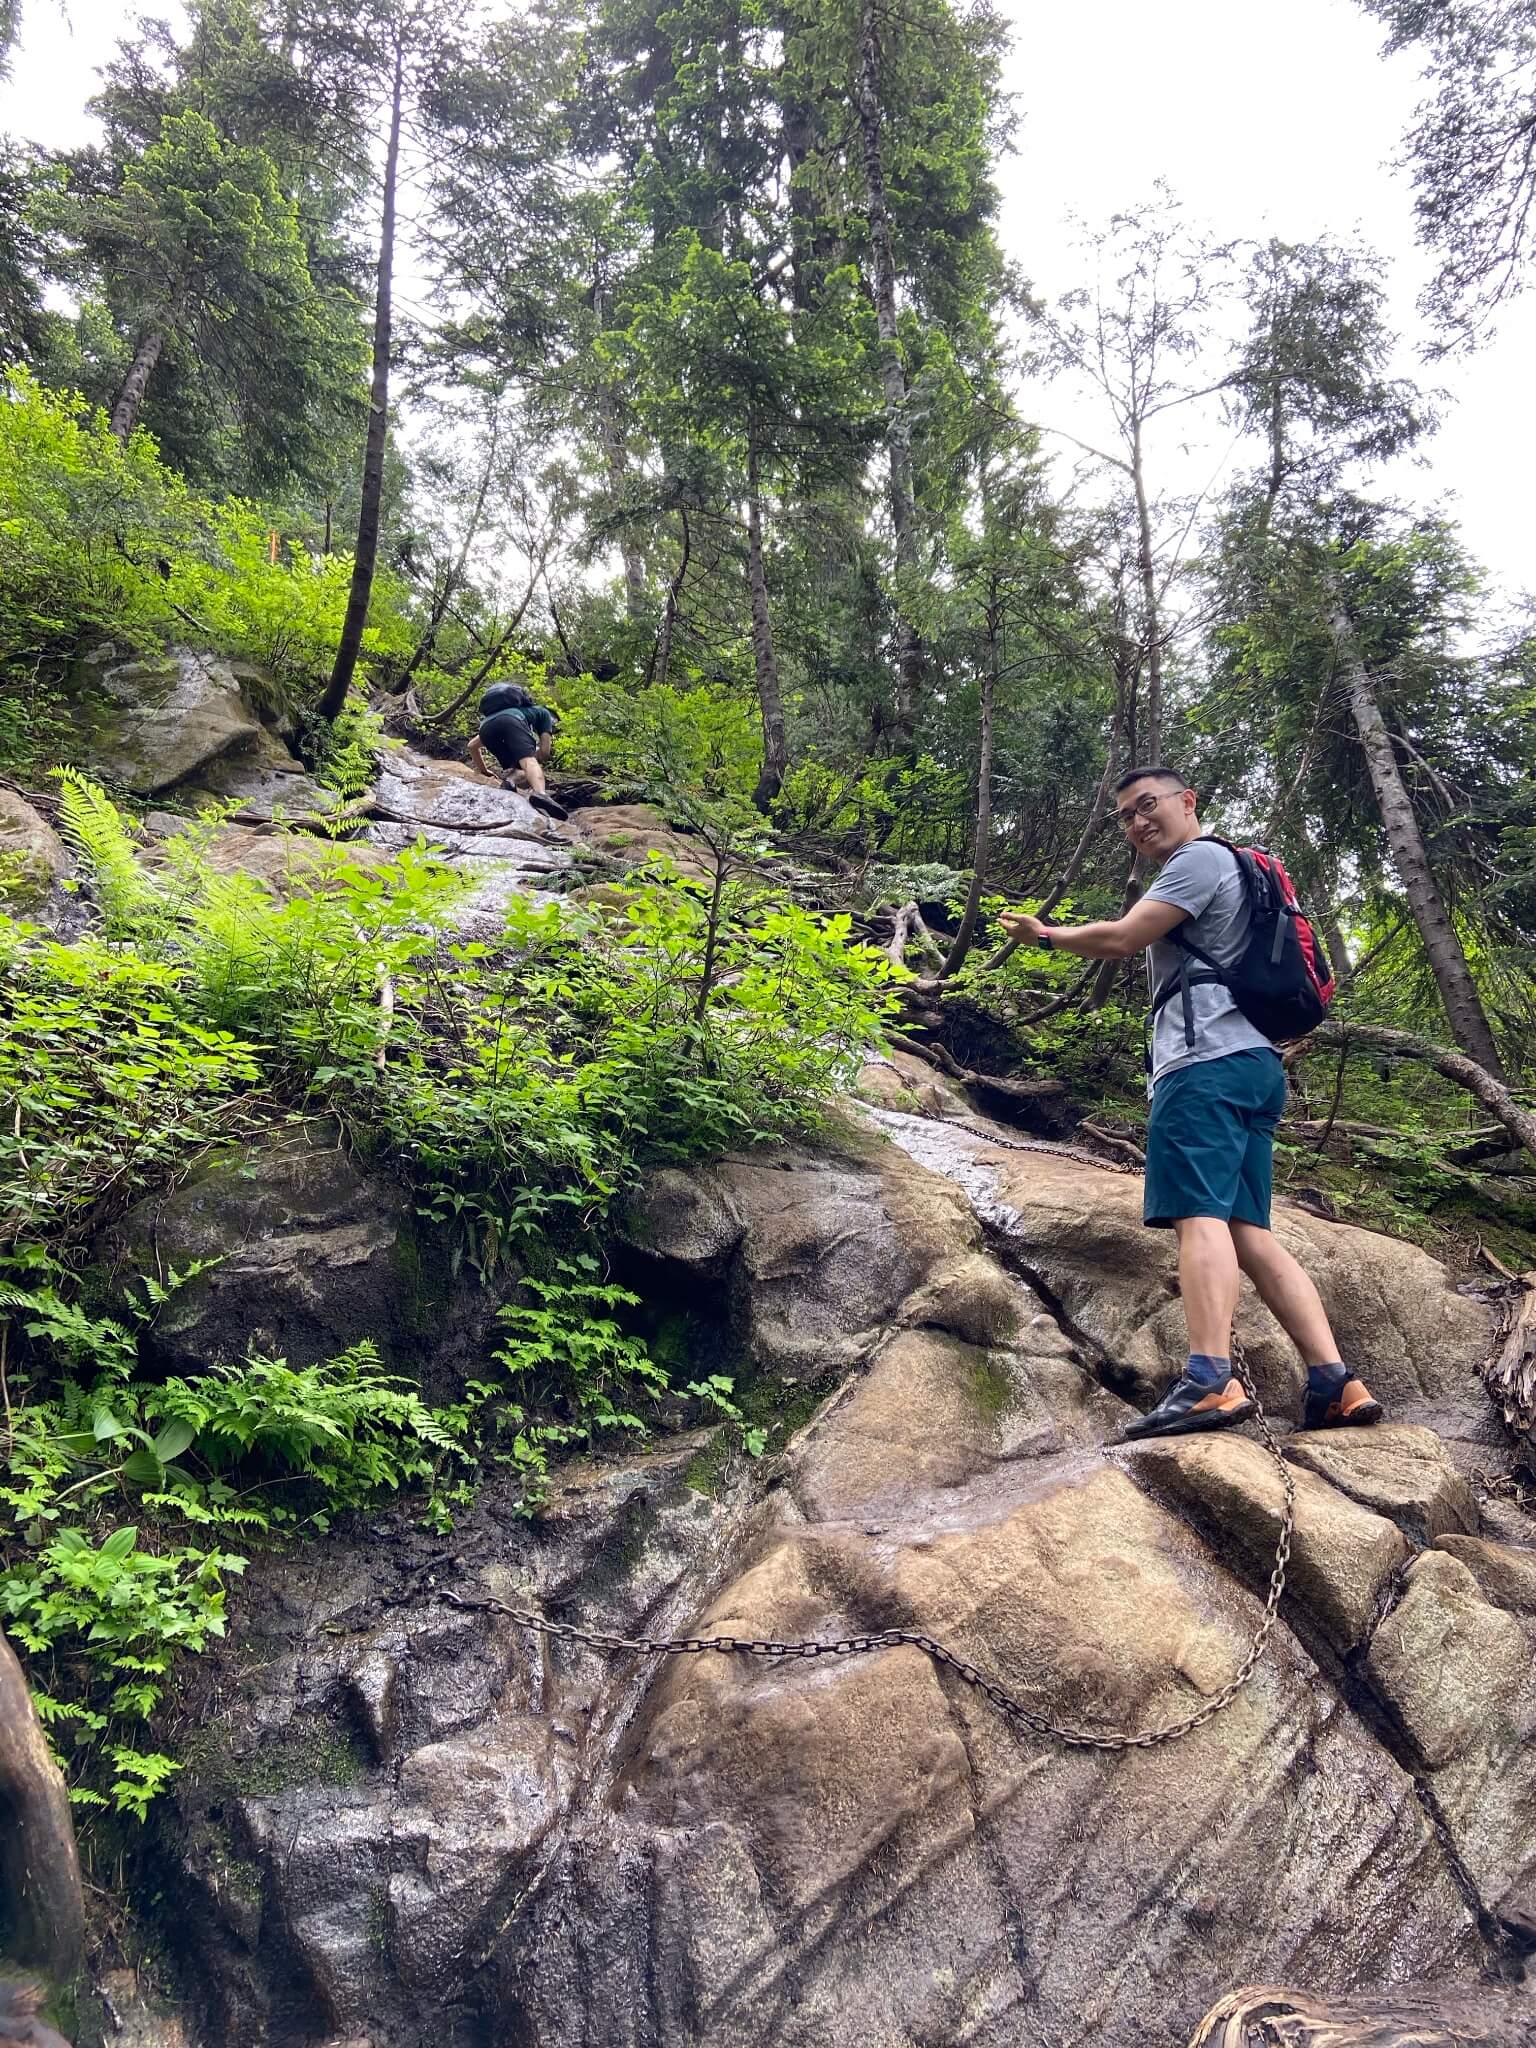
[520,753,549,796]
[1228,1223,1338,1366]
[1174,1216,1242,1356]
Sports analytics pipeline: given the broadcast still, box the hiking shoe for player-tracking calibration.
[1123,1374,1255,1441]
[1302,1373,1384,1431]
[528,791,568,821]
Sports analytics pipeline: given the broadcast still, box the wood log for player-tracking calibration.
[0,1627,85,1978]
[1486,1272,1536,1470]
[1189,1980,1535,2047]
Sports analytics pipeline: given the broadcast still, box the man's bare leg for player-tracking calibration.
[1230,1221,1383,1426]
[1228,1222,1337,1364]
[1165,1217,1250,1419]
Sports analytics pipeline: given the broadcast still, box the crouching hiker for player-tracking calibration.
[999,765,1383,1441]
[467,680,567,821]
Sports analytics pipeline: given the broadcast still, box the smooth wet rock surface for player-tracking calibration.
[147,1119,1533,2048]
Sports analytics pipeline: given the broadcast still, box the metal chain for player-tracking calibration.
[438,1346,1295,1753]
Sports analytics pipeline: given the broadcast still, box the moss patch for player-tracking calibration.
[966,1354,1017,1423]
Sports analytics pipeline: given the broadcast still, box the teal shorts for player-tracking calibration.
[1144,1047,1287,1230]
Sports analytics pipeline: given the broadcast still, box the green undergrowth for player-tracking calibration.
[0,771,901,1830]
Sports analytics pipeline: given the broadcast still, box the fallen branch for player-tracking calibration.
[1079,1118,1146,1167]
[361,800,569,850]
[1303,1022,1536,1172]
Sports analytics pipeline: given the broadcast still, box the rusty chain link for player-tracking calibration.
[440,1343,1295,1754]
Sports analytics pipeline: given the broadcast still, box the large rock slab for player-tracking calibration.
[71,644,265,794]
[1286,1424,1479,1545]
[96,1125,493,1384]
[1365,1549,1536,1939]
[141,1134,1534,2048]
[872,1111,1495,1419]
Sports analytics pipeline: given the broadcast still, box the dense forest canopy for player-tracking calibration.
[0,0,1532,1117]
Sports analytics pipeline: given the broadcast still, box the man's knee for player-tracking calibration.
[1230,1220,1284,1274]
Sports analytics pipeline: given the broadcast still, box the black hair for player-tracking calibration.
[1113,764,1188,795]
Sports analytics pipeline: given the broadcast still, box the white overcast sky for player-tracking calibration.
[4,0,1532,597]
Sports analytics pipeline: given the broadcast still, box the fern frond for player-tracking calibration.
[52,769,163,932]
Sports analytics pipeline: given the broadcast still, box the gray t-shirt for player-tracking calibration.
[1142,837,1275,1088]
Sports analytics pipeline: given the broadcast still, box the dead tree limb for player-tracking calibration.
[1304,1021,1536,1171]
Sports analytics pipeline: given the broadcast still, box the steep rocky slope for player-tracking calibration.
[21,668,1536,2047]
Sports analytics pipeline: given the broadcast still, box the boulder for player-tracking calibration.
[183,723,339,822]
[95,1126,493,1384]
[1434,1532,1536,1615]
[853,1050,972,1121]
[872,1114,1495,1419]
[1286,1425,1479,1545]
[70,645,265,795]
[1132,1432,1411,1652]
[569,802,716,881]
[1365,1549,1536,1936]
[0,786,70,914]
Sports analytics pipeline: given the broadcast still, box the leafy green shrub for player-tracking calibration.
[0,368,411,718]
[553,673,763,806]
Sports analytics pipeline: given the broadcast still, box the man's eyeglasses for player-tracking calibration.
[1113,791,1182,831]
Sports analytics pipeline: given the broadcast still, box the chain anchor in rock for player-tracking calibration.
[439,1346,1295,1753]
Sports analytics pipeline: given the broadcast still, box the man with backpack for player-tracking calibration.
[999,765,1384,1441]
[467,681,568,821]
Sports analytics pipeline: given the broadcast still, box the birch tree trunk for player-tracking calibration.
[321,38,405,722]
[109,322,168,442]
[746,435,788,810]
[1328,601,1504,1077]
[855,0,924,746]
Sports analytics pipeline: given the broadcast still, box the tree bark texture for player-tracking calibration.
[0,1626,85,1978]
[746,437,788,809]
[855,0,924,746]
[321,39,405,722]
[1328,602,1505,1078]
[651,508,690,690]
[109,322,168,442]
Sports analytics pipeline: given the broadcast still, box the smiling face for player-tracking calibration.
[1114,775,1199,860]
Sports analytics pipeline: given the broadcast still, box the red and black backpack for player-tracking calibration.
[1151,837,1336,1053]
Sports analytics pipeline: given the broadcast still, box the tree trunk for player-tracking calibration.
[1328,601,1504,1077]
[1130,419,1162,761]
[109,321,168,442]
[854,0,923,747]
[651,508,690,690]
[940,593,998,978]
[0,1627,85,1978]
[395,410,500,694]
[746,435,788,811]
[320,39,405,724]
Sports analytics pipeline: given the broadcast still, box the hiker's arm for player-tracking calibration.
[999,896,1188,960]
[468,736,492,777]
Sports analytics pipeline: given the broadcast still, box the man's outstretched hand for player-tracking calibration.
[998,910,1048,946]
